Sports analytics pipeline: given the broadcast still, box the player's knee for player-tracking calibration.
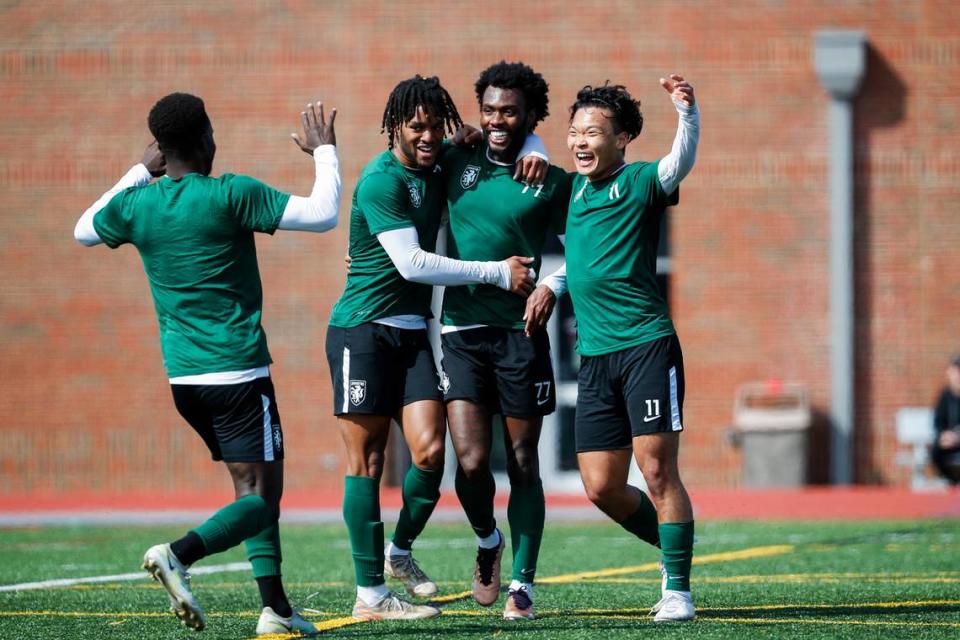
[412,440,444,471]
[457,451,490,479]
[506,450,540,486]
[641,460,676,500]
[584,480,619,509]
[347,450,385,479]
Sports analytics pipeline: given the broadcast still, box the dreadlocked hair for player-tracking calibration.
[148,92,211,156]
[569,82,643,139]
[474,61,549,130]
[381,75,463,149]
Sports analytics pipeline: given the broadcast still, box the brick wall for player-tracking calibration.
[1,0,957,496]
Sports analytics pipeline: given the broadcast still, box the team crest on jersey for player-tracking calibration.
[460,164,481,189]
[406,181,422,208]
[438,370,451,395]
[349,379,367,406]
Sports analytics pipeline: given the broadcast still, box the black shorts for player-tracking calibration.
[326,323,443,416]
[575,334,685,453]
[171,376,284,463]
[440,327,556,417]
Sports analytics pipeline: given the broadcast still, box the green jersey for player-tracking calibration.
[440,145,570,329]
[565,160,678,356]
[92,173,290,377]
[329,150,445,327]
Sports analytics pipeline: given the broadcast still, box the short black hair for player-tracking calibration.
[381,75,463,149]
[148,93,211,155]
[474,61,549,130]
[569,83,643,139]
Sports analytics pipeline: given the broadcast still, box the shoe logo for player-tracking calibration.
[643,414,662,423]
[349,380,367,406]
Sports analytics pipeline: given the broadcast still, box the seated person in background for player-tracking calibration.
[932,355,960,484]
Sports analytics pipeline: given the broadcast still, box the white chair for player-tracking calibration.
[895,407,946,490]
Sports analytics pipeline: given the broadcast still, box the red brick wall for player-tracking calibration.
[1,1,957,496]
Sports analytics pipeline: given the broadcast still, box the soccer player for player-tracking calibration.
[327,74,546,620]
[74,93,341,636]
[563,75,700,621]
[437,61,569,620]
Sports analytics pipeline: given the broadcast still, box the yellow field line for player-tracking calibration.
[705,616,960,628]
[539,544,794,584]
[582,574,960,585]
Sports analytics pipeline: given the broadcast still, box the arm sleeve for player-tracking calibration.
[657,99,700,195]
[376,226,512,289]
[277,145,341,232]
[540,233,567,296]
[74,163,152,246]
[517,132,548,162]
[226,175,292,234]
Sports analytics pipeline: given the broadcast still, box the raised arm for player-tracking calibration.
[73,141,165,246]
[377,226,535,297]
[657,74,700,195]
[279,102,341,232]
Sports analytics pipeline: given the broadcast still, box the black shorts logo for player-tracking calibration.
[272,424,283,452]
[349,380,367,406]
[438,370,451,395]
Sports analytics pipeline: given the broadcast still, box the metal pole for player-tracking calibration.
[813,30,866,485]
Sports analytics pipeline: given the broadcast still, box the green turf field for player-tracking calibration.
[0,519,957,639]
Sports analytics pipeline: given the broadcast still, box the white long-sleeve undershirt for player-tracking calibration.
[376,226,518,290]
[73,145,341,246]
[657,99,700,195]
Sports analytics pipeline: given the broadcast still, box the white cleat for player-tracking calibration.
[256,606,318,636]
[384,553,438,597]
[352,592,441,620]
[142,543,206,631]
[651,590,696,622]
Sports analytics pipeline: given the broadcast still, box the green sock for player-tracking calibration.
[618,490,660,548]
[659,521,694,591]
[343,475,384,587]
[508,479,545,583]
[455,464,497,538]
[391,465,442,550]
[191,495,273,555]
[245,522,282,578]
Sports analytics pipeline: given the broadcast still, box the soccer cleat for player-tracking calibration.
[255,606,318,636]
[503,586,535,620]
[384,553,438,597]
[651,590,696,622]
[351,592,441,620]
[472,530,505,606]
[142,543,206,631]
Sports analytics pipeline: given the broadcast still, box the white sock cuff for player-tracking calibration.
[357,583,390,606]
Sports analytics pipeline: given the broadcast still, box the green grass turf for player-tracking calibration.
[0,519,958,639]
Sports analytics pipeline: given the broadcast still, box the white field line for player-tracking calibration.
[0,562,251,592]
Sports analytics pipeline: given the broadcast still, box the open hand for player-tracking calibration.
[660,74,695,108]
[291,101,337,154]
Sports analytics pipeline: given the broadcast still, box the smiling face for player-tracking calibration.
[480,86,530,163]
[567,106,631,181]
[394,106,446,169]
